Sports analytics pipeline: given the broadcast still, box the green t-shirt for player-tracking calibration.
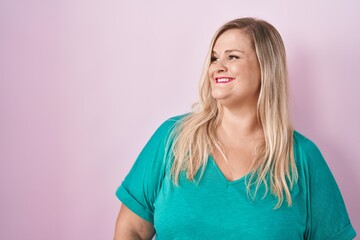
[116,115,356,239]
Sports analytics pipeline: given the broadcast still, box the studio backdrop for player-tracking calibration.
[0,0,359,239]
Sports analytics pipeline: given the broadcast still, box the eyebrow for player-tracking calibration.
[212,49,245,54]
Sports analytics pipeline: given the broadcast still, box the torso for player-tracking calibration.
[153,154,305,240]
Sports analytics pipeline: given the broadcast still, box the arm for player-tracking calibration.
[296,135,357,239]
[114,204,155,240]
[114,117,183,239]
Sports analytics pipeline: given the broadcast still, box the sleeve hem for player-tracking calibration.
[116,185,154,224]
[327,223,357,240]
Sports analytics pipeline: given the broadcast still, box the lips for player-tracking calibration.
[215,77,235,83]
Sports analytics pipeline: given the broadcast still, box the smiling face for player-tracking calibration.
[208,29,261,110]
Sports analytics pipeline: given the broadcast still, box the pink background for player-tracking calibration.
[1,0,359,239]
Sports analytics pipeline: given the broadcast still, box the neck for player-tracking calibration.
[217,105,263,143]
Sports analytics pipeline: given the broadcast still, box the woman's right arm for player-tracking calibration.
[114,204,155,240]
[114,117,183,239]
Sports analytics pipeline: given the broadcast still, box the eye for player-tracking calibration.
[210,56,218,63]
[228,55,240,60]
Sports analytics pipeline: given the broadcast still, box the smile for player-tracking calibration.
[215,77,235,83]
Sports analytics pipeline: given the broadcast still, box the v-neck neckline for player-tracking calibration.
[209,155,252,185]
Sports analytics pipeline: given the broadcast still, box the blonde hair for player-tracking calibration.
[169,18,298,208]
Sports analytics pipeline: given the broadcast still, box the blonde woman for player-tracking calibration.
[114,18,356,239]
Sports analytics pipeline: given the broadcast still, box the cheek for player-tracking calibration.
[251,61,261,80]
[207,65,214,75]
[229,62,247,75]
[207,66,215,80]
[246,63,261,82]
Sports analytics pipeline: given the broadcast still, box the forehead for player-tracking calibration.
[212,29,253,53]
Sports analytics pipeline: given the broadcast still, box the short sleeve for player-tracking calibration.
[303,140,356,240]
[116,116,180,224]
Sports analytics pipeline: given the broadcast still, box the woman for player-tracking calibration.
[114,18,356,239]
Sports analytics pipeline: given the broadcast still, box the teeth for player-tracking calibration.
[216,78,233,83]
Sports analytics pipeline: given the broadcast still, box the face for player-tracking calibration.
[208,29,261,109]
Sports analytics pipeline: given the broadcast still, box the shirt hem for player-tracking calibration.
[116,185,154,224]
[326,223,357,240]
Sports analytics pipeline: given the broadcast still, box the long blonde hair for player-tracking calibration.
[169,18,298,208]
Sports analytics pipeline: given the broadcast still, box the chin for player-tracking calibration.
[211,95,229,105]
[211,90,229,100]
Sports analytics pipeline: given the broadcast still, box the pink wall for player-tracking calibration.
[1,0,359,239]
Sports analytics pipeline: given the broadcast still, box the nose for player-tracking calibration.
[215,58,227,73]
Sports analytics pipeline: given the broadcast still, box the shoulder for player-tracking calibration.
[152,113,190,141]
[293,130,322,157]
[292,130,330,178]
[157,113,190,132]
[292,130,326,171]
[164,113,189,125]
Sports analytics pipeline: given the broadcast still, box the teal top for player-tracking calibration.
[116,115,356,240]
